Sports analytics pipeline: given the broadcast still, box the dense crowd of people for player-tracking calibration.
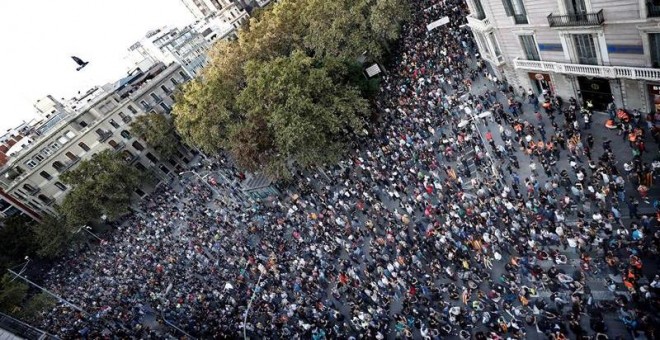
[35,0,659,338]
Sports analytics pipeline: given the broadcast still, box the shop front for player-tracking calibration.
[577,76,612,110]
[648,84,660,114]
[528,72,553,96]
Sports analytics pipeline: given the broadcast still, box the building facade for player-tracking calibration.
[466,0,660,111]
[0,63,193,219]
[180,0,249,29]
[127,26,214,78]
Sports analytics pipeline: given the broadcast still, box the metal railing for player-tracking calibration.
[547,9,604,27]
[56,157,80,173]
[648,1,660,17]
[0,312,56,340]
[513,57,660,81]
[97,131,113,142]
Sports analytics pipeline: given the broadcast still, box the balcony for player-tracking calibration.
[648,2,660,17]
[57,158,80,173]
[512,58,660,82]
[112,142,126,151]
[548,9,604,27]
[513,14,528,24]
[97,131,113,142]
[466,14,493,32]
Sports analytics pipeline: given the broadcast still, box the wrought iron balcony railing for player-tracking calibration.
[547,9,604,27]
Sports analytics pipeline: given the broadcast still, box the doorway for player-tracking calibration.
[577,76,612,110]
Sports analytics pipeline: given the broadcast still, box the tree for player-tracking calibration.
[32,214,77,259]
[234,51,369,178]
[0,274,28,314]
[369,0,411,46]
[301,0,381,60]
[0,216,37,273]
[130,113,180,159]
[59,150,143,225]
[20,292,56,321]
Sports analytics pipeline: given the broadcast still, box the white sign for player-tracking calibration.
[365,64,382,78]
[427,17,450,31]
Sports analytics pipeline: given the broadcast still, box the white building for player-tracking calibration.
[466,0,660,111]
[127,26,212,78]
[180,0,249,30]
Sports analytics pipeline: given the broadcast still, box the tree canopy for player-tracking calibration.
[172,0,409,179]
[59,150,144,225]
[130,113,180,160]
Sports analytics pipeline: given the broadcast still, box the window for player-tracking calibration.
[128,105,138,114]
[65,152,77,161]
[79,121,88,128]
[121,130,132,139]
[179,71,188,80]
[118,112,128,121]
[55,182,67,191]
[502,0,527,24]
[135,163,147,171]
[58,136,69,144]
[159,102,171,112]
[160,85,171,93]
[573,34,597,65]
[565,0,587,16]
[37,194,51,204]
[132,141,145,151]
[473,0,486,19]
[171,77,179,86]
[79,142,90,152]
[150,93,162,102]
[34,154,45,162]
[52,161,65,172]
[109,119,120,129]
[146,152,159,163]
[65,131,76,139]
[40,171,52,180]
[48,142,60,150]
[140,100,150,110]
[519,35,540,60]
[24,159,38,169]
[23,184,37,193]
[650,33,660,68]
[487,32,502,60]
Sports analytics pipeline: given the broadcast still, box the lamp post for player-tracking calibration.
[7,259,86,314]
[243,271,264,340]
[75,225,103,242]
[457,108,502,185]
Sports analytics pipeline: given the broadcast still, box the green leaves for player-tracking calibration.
[172,0,409,179]
[59,150,143,225]
[130,113,180,160]
[234,51,368,178]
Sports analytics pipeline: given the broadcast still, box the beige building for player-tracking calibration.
[0,62,193,217]
[466,0,660,111]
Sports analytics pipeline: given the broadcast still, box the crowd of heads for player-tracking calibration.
[34,0,659,339]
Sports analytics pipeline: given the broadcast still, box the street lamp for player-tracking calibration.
[7,258,87,314]
[243,270,265,340]
[75,225,103,242]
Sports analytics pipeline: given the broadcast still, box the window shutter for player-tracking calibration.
[502,0,514,16]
